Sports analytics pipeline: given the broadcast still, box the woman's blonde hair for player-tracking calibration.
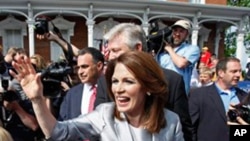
[0,126,13,141]
[30,54,47,71]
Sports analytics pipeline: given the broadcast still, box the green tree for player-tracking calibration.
[227,0,250,7]
[225,30,237,57]
[225,0,250,57]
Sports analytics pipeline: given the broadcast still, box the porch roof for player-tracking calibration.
[0,0,249,25]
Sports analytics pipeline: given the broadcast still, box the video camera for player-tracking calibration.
[41,60,73,98]
[147,20,172,54]
[228,104,250,124]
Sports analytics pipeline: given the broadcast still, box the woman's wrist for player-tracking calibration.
[30,95,46,103]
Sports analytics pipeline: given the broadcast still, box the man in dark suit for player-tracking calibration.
[58,47,104,121]
[189,57,248,141]
[94,23,194,141]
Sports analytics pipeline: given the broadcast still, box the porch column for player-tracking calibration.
[142,23,150,36]
[191,16,199,46]
[142,7,150,36]
[235,31,246,69]
[86,4,95,48]
[236,15,249,69]
[191,28,199,46]
[214,26,222,56]
[27,3,35,56]
[27,20,35,56]
[86,20,95,48]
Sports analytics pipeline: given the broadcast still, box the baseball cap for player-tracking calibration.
[172,20,191,31]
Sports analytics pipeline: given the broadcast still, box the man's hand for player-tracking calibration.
[36,31,59,42]
[164,42,173,53]
[227,104,249,125]
[236,116,249,125]
[3,100,19,111]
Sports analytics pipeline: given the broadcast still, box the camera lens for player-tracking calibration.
[228,110,238,122]
[228,105,250,124]
[34,18,48,35]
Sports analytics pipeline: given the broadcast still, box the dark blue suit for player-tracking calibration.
[58,84,83,121]
[58,84,101,141]
[189,84,248,141]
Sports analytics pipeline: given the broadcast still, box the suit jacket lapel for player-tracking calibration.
[75,84,84,115]
[114,117,133,141]
[208,84,227,122]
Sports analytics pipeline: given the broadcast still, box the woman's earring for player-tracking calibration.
[146,92,151,96]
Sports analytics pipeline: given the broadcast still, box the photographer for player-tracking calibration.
[156,20,200,94]
[38,57,79,119]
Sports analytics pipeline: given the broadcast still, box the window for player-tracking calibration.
[4,29,23,53]
[190,0,205,4]
[49,16,75,62]
[0,16,27,54]
[50,30,69,62]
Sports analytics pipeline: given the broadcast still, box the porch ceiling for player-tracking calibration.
[0,0,249,24]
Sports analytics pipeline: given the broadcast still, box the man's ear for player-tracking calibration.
[97,61,104,71]
[217,70,224,78]
[135,43,143,51]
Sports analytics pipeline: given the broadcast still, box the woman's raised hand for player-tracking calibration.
[10,55,44,101]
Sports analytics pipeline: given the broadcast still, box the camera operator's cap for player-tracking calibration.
[172,20,191,31]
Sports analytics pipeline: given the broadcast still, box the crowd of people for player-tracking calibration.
[0,19,249,141]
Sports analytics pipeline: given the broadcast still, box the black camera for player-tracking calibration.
[41,60,73,98]
[0,76,9,106]
[228,104,250,124]
[0,76,18,107]
[34,17,49,35]
[0,55,6,74]
[147,21,172,54]
[1,76,9,90]
[0,55,18,105]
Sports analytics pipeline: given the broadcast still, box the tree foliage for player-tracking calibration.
[225,0,250,57]
[227,0,250,7]
[225,31,237,57]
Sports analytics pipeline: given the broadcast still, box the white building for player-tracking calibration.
[0,0,249,67]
